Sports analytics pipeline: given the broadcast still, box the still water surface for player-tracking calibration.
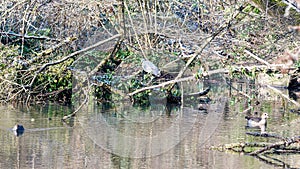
[0,78,299,168]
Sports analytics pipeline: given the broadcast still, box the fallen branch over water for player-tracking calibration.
[249,136,300,156]
[211,132,300,156]
[210,132,300,167]
[128,68,227,96]
[128,62,297,97]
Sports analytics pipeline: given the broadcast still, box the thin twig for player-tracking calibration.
[167,7,243,93]
[266,85,300,107]
[0,31,61,41]
[244,49,271,66]
[123,2,146,58]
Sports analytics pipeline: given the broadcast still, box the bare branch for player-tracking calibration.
[266,85,300,107]
[244,50,271,66]
[29,34,122,87]
[0,31,61,41]
[249,136,300,155]
[128,68,228,96]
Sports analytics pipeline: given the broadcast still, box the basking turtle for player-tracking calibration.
[141,59,161,77]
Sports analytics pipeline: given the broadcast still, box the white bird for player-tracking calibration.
[246,113,268,127]
[141,59,161,77]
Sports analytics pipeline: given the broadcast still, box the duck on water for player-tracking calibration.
[12,124,25,136]
[245,113,268,133]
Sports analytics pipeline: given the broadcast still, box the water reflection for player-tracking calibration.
[79,104,203,158]
[0,76,299,168]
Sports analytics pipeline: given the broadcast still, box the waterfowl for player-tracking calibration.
[141,59,161,77]
[245,113,268,128]
[12,124,25,136]
[12,124,24,131]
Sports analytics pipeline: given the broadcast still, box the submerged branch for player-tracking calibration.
[256,154,290,168]
[224,76,251,99]
[245,132,284,139]
[210,142,272,152]
[62,84,90,120]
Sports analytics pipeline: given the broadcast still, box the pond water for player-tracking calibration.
[0,75,299,169]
